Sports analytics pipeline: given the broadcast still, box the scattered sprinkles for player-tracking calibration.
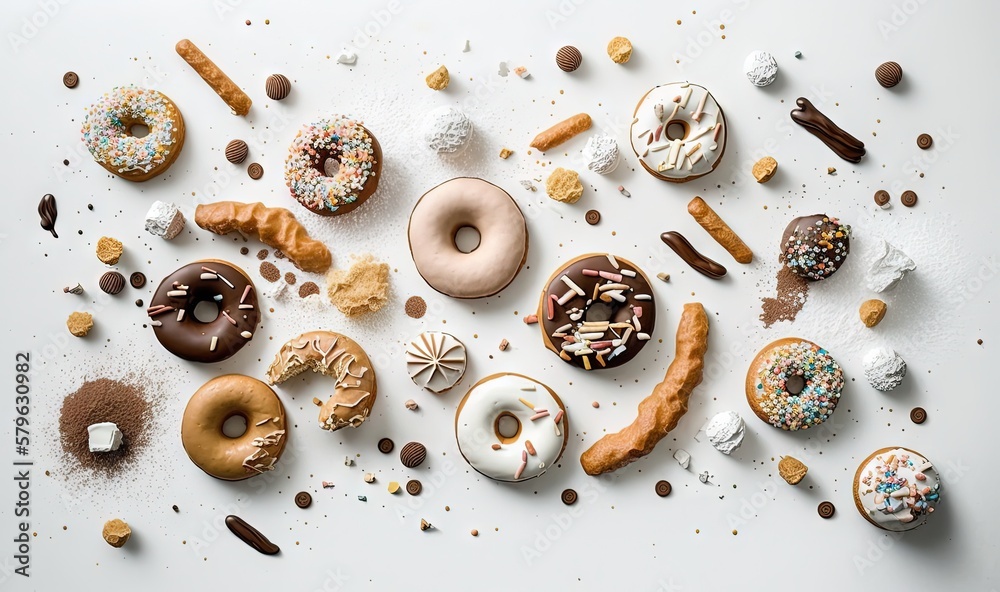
[284,115,377,214]
[81,86,180,174]
[752,341,844,430]
[782,216,851,280]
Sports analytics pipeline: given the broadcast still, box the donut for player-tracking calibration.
[266,331,377,431]
[539,253,657,371]
[284,115,381,216]
[781,214,851,280]
[148,260,259,363]
[629,82,727,183]
[408,178,528,299]
[854,447,941,531]
[455,373,568,482]
[745,338,845,431]
[181,375,286,480]
[81,86,186,182]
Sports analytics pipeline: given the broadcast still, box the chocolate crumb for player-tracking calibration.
[172,505,179,513]
[259,262,281,282]
[240,247,249,255]
[298,282,319,298]
[256,249,269,260]
[405,296,427,319]
[284,272,297,285]
[273,249,285,259]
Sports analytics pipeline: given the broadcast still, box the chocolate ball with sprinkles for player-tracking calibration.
[780,214,851,280]
[539,253,657,371]
[284,114,382,217]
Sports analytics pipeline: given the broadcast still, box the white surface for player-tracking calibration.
[1,0,997,589]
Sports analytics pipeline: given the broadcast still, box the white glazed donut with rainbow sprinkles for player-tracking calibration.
[81,86,186,182]
[283,115,382,217]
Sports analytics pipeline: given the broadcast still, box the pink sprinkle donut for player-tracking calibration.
[283,115,382,217]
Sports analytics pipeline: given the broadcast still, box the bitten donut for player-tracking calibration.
[148,260,259,363]
[181,375,286,481]
[81,86,186,182]
[266,331,377,432]
[781,214,851,280]
[284,115,381,216]
[854,447,941,531]
[629,82,726,182]
[539,253,656,371]
[745,338,845,431]
[455,373,568,482]
[408,178,528,299]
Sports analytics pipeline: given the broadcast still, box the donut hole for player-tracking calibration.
[664,120,690,141]
[584,301,616,323]
[222,413,248,438]
[193,300,221,323]
[310,148,341,177]
[454,226,482,254]
[494,412,522,445]
[785,374,806,395]
[128,123,150,138]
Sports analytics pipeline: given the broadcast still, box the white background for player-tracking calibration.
[1,0,997,589]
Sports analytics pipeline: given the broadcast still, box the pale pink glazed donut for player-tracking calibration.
[407,178,528,299]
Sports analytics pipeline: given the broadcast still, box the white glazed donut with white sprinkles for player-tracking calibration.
[455,373,568,482]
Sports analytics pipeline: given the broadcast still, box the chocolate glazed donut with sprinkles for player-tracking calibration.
[780,214,851,281]
[284,115,382,217]
[148,259,259,363]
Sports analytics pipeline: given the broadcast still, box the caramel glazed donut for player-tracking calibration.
[629,82,727,182]
[148,260,259,363]
[456,373,568,482]
[81,86,186,182]
[267,331,377,431]
[284,114,382,217]
[181,375,286,480]
[408,177,528,299]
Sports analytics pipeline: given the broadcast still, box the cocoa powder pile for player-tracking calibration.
[59,378,152,476]
[760,265,809,327]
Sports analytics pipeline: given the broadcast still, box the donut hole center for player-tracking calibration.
[193,300,221,323]
[664,120,689,141]
[222,414,248,439]
[584,301,617,323]
[310,148,342,177]
[785,375,806,395]
[494,412,522,445]
[454,226,482,254]
[128,123,150,138]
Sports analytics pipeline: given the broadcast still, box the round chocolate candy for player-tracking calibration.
[400,442,427,468]
[129,272,146,289]
[901,190,918,207]
[916,134,933,150]
[555,46,582,72]
[910,407,927,424]
[817,501,836,518]
[294,492,312,508]
[265,74,291,100]
[561,488,578,505]
[585,210,601,225]
[874,190,890,207]
[99,271,125,295]
[405,480,422,495]
[377,438,394,454]
[134,299,143,307]
[875,61,902,88]
[655,480,672,497]
[247,163,264,180]
[226,139,249,164]
[63,71,79,88]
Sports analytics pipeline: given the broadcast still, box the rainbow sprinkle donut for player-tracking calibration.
[81,86,186,182]
[745,338,844,431]
[283,115,382,217]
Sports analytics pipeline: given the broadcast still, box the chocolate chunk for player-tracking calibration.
[247,163,264,180]
[400,442,427,468]
[135,299,143,307]
[294,492,312,508]
[561,488,578,505]
[659,231,727,279]
[265,74,291,100]
[655,480,672,497]
[910,407,927,424]
[225,139,249,164]
[172,505,179,512]
[874,190,890,207]
[916,134,933,150]
[790,97,866,163]
[62,71,79,88]
[240,247,249,255]
[298,282,320,298]
[377,438,394,454]
[99,271,125,295]
[901,190,918,207]
[556,46,583,72]
[585,210,601,225]
[817,501,835,518]
[875,61,902,88]
[38,194,58,238]
[406,480,422,495]
[225,515,279,555]
[129,272,146,289]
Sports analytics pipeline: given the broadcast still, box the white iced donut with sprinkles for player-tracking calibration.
[283,115,382,217]
[629,82,727,183]
[81,86,186,182]
[455,373,568,482]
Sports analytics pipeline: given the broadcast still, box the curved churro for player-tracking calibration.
[529,113,592,152]
[687,196,753,264]
[195,202,331,273]
[580,303,709,475]
[175,39,252,116]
